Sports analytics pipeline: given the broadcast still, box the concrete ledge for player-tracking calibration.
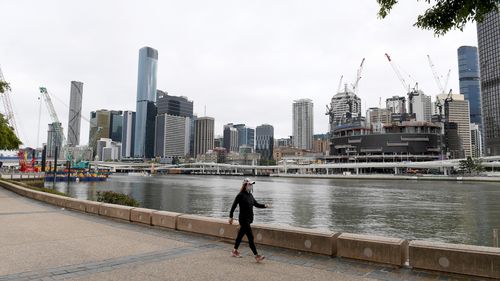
[151,211,181,229]
[98,203,132,221]
[40,193,69,207]
[252,224,338,255]
[409,240,500,279]
[130,208,155,225]
[65,198,87,212]
[85,200,102,214]
[177,214,240,239]
[337,233,408,266]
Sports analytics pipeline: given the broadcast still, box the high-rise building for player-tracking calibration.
[194,117,215,157]
[411,91,432,121]
[67,81,83,146]
[156,90,193,117]
[134,46,158,158]
[477,11,500,155]
[386,96,406,114]
[155,114,191,158]
[89,110,122,155]
[110,111,123,142]
[47,122,63,158]
[470,123,483,158]
[255,124,274,161]
[223,123,239,152]
[327,91,361,131]
[438,94,472,158]
[366,107,391,125]
[458,46,482,125]
[234,124,255,150]
[121,111,136,158]
[293,99,314,150]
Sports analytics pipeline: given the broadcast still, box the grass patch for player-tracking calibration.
[2,179,68,196]
[97,191,139,207]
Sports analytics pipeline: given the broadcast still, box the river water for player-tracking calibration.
[48,174,500,247]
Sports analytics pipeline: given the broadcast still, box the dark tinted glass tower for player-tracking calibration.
[134,47,158,158]
[477,11,500,155]
[457,46,481,125]
[256,124,274,160]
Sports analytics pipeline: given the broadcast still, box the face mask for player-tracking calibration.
[246,184,253,193]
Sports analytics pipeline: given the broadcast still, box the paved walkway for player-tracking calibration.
[0,187,487,281]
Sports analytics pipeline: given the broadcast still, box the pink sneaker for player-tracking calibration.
[255,254,265,262]
[231,249,242,258]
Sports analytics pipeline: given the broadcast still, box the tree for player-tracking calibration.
[458,156,485,175]
[0,113,22,150]
[0,81,10,93]
[377,0,500,35]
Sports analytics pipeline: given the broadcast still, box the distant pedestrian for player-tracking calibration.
[229,178,270,262]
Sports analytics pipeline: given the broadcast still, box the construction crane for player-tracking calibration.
[351,58,366,95]
[336,75,343,93]
[427,54,451,95]
[0,66,19,138]
[385,53,419,114]
[39,87,67,159]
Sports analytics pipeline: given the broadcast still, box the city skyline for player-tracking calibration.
[0,1,479,149]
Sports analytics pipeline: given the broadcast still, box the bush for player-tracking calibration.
[97,191,139,207]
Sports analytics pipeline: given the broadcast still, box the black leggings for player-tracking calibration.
[234,222,258,255]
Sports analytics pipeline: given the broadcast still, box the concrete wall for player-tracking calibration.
[1,179,498,278]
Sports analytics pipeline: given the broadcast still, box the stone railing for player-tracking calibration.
[0,180,498,279]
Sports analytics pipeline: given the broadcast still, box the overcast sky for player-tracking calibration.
[0,0,478,149]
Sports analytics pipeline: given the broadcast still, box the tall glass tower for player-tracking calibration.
[293,99,314,150]
[477,11,500,155]
[134,47,158,158]
[457,46,481,125]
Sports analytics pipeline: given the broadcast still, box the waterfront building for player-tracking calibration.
[386,96,406,114]
[410,90,432,122]
[121,111,135,158]
[477,11,500,155]
[134,46,158,158]
[223,123,239,152]
[255,124,274,161]
[437,93,472,158]
[89,110,123,155]
[329,120,442,162]
[154,114,191,159]
[458,46,482,126]
[194,117,215,157]
[234,124,255,150]
[47,122,63,158]
[293,99,314,150]
[67,81,83,146]
[273,147,319,164]
[471,123,483,158]
[96,138,121,161]
[327,90,361,131]
[110,111,123,142]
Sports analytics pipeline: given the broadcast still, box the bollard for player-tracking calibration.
[494,229,499,248]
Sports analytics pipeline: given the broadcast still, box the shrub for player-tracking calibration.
[97,191,139,207]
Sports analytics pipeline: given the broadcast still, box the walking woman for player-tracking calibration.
[229,178,270,262]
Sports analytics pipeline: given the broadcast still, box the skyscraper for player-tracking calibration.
[154,114,191,158]
[255,124,274,161]
[457,46,482,125]
[121,111,135,158]
[293,99,314,150]
[234,124,255,150]
[438,94,472,158]
[110,111,123,142]
[67,81,83,147]
[134,46,158,158]
[411,91,432,121]
[477,11,500,155]
[327,91,361,131]
[386,96,406,114]
[47,122,63,158]
[223,124,239,152]
[194,117,215,157]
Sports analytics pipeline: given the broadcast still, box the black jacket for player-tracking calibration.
[229,191,266,224]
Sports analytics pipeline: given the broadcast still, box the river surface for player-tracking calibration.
[47,174,500,247]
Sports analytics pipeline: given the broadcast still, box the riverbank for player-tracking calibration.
[270,173,500,182]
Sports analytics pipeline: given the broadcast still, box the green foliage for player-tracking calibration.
[377,0,499,35]
[458,156,484,175]
[0,114,21,150]
[34,187,68,196]
[259,159,277,166]
[0,81,11,93]
[97,190,140,207]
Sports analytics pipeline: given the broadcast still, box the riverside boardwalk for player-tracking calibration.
[0,187,490,281]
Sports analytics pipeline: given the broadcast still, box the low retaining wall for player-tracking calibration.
[0,179,497,278]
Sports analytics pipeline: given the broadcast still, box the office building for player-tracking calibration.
[156,90,193,117]
[194,117,215,157]
[366,107,391,125]
[386,96,406,114]
[223,124,239,153]
[89,110,122,155]
[67,81,83,146]
[47,122,63,158]
[96,138,121,161]
[234,124,255,150]
[477,11,500,155]
[411,91,432,121]
[110,111,123,142]
[438,93,472,158]
[471,123,483,158]
[134,46,158,158]
[458,46,482,125]
[155,114,191,159]
[255,124,274,161]
[293,99,314,150]
[121,111,136,158]
[327,91,361,131]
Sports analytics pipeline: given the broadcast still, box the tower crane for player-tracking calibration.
[427,54,452,117]
[337,75,343,93]
[385,53,418,115]
[351,58,365,95]
[39,87,67,158]
[0,66,19,139]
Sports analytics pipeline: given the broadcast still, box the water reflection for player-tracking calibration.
[49,175,500,247]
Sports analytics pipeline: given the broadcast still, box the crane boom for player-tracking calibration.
[336,75,343,93]
[0,66,19,138]
[39,87,66,146]
[352,58,365,94]
[385,53,409,92]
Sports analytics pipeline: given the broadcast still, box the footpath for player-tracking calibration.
[0,187,488,281]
